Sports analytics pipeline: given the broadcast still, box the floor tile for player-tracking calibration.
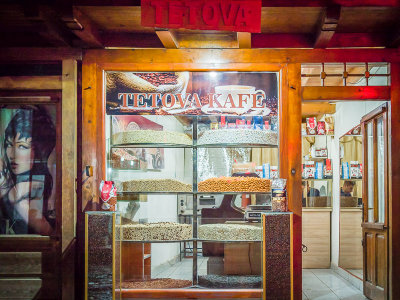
[331,286,365,299]
[304,289,340,300]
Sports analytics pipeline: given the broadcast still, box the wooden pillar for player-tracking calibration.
[280,63,302,299]
[389,63,400,300]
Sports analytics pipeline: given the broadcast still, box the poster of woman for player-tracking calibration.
[0,105,57,235]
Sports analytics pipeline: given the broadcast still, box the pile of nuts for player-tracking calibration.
[122,178,192,192]
[113,130,192,146]
[135,73,178,87]
[118,222,192,241]
[198,177,271,193]
[197,129,278,146]
[198,224,262,241]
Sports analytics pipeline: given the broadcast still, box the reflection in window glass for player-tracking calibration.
[377,118,385,223]
[0,105,57,235]
[367,122,374,222]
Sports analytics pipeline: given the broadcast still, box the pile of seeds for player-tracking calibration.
[198,224,262,241]
[119,222,192,241]
[122,178,192,192]
[198,275,262,289]
[122,278,192,289]
[113,130,192,146]
[198,177,271,193]
[197,129,278,146]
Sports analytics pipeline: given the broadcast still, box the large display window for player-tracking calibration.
[99,71,281,292]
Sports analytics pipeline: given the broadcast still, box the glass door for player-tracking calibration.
[361,103,388,300]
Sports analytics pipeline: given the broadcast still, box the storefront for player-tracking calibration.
[81,48,400,299]
[0,2,400,300]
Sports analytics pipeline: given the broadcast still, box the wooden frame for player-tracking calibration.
[82,50,301,298]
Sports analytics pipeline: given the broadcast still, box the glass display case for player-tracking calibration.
[101,71,281,293]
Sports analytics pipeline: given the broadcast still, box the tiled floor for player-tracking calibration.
[153,259,367,299]
[303,269,367,300]
[347,269,363,280]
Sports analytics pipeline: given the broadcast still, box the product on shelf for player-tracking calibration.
[111,148,139,169]
[122,178,192,192]
[324,159,332,178]
[271,179,287,212]
[325,116,334,135]
[100,180,117,211]
[317,121,326,135]
[350,161,362,178]
[122,279,192,289]
[342,162,350,179]
[306,117,317,135]
[119,222,192,241]
[198,223,262,241]
[304,161,315,178]
[197,129,278,146]
[198,275,262,289]
[198,177,271,193]
[113,130,192,145]
[315,162,324,179]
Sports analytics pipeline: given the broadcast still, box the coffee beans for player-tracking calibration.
[122,179,192,192]
[198,177,271,193]
[136,73,178,87]
[197,129,278,146]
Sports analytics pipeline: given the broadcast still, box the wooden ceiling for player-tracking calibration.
[0,1,399,49]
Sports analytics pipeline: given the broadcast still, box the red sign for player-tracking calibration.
[141,0,261,33]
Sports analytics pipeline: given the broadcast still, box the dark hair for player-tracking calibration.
[3,107,56,226]
[343,180,356,187]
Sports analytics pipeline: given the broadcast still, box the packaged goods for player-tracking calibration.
[306,117,317,135]
[305,161,315,178]
[198,223,262,241]
[122,178,192,192]
[271,179,287,212]
[317,121,326,135]
[315,162,324,179]
[113,130,192,146]
[270,166,279,179]
[220,116,227,129]
[119,222,192,241]
[324,159,332,178]
[253,116,263,130]
[325,116,334,135]
[197,129,278,146]
[210,122,219,130]
[100,180,117,211]
[198,177,271,193]
[232,162,256,174]
[320,147,328,157]
[255,166,263,178]
[263,163,271,179]
[350,161,361,178]
[360,164,363,177]
[301,123,307,136]
[342,162,350,179]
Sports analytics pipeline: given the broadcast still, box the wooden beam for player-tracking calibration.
[328,33,387,48]
[176,32,238,49]
[71,7,103,48]
[302,86,391,101]
[155,29,179,49]
[102,32,164,48]
[84,49,400,65]
[314,6,341,48]
[38,7,75,47]
[251,34,312,48]
[73,0,400,7]
[302,102,336,116]
[0,48,82,61]
[0,76,62,90]
[237,32,251,49]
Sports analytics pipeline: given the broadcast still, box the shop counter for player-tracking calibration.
[302,208,332,269]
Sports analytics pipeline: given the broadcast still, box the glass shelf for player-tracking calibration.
[110,143,278,148]
[303,178,332,181]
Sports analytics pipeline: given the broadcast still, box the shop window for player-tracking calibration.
[0,104,57,236]
[301,62,390,87]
